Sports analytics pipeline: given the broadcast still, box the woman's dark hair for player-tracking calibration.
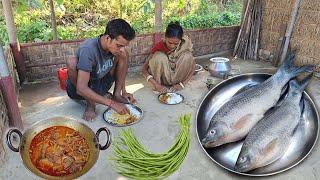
[104,19,135,41]
[165,21,183,40]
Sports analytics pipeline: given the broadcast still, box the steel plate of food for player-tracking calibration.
[103,104,143,127]
[158,92,184,105]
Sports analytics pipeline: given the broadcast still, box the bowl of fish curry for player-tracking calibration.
[196,73,319,176]
[6,117,111,179]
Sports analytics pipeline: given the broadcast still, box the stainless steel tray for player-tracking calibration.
[196,73,319,176]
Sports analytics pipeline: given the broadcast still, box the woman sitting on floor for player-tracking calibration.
[141,22,196,93]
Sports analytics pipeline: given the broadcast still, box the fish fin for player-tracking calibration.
[234,83,258,96]
[232,114,253,130]
[263,107,277,118]
[299,95,305,116]
[277,84,289,106]
[300,96,313,124]
[299,73,313,91]
[291,97,308,136]
[280,83,289,97]
[292,123,300,136]
[261,139,279,157]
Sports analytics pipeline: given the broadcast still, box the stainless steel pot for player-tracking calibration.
[207,57,231,79]
[6,117,112,180]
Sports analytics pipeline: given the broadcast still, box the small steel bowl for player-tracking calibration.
[194,64,204,75]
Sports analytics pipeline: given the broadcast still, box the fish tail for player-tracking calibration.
[279,51,296,71]
[279,52,313,78]
[290,65,314,78]
[288,73,313,94]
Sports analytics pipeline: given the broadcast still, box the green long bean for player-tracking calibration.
[110,114,191,180]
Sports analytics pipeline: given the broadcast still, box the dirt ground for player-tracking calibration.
[1,59,320,180]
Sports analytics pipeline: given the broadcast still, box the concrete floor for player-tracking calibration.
[1,59,320,180]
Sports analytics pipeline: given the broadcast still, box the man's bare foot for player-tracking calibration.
[71,99,86,106]
[83,102,97,121]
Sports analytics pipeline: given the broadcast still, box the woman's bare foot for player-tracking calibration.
[148,80,167,93]
[148,81,157,91]
[82,101,97,121]
[155,84,168,93]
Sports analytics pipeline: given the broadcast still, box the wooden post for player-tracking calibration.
[2,0,26,83]
[154,0,162,44]
[1,0,17,44]
[0,42,23,130]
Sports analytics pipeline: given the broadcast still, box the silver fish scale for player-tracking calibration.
[243,101,301,151]
[212,77,281,125]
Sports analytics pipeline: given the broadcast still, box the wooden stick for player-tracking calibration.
[279,0,301,65]
[254,0,261,60]
[273,23,287,66]
[234,0,251,56]
[234,0,263,60]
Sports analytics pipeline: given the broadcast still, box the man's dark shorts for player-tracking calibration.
[66,73,114,100]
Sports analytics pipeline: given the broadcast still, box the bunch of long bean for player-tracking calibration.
[110,114,191,180]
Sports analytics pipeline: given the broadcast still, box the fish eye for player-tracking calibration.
[239,156,247,163]
[210,130,216,135]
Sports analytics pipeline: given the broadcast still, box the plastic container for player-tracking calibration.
[57,67,68,90]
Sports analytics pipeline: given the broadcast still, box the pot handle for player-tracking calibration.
[95,127,112,150]
[6,128,22,152]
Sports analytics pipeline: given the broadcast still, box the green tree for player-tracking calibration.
[0,0,243,44]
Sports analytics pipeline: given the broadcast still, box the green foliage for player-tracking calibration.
[0,19,9,44]
[14,12,52,42]
[0,0,243,44]
[16,0,43,13]
[57,25,104,40]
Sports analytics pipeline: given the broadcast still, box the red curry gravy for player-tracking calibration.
[29,126,90,176]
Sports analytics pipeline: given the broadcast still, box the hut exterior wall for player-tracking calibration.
[261,0,320,68]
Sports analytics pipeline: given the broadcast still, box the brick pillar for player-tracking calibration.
[9,43,26,83]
